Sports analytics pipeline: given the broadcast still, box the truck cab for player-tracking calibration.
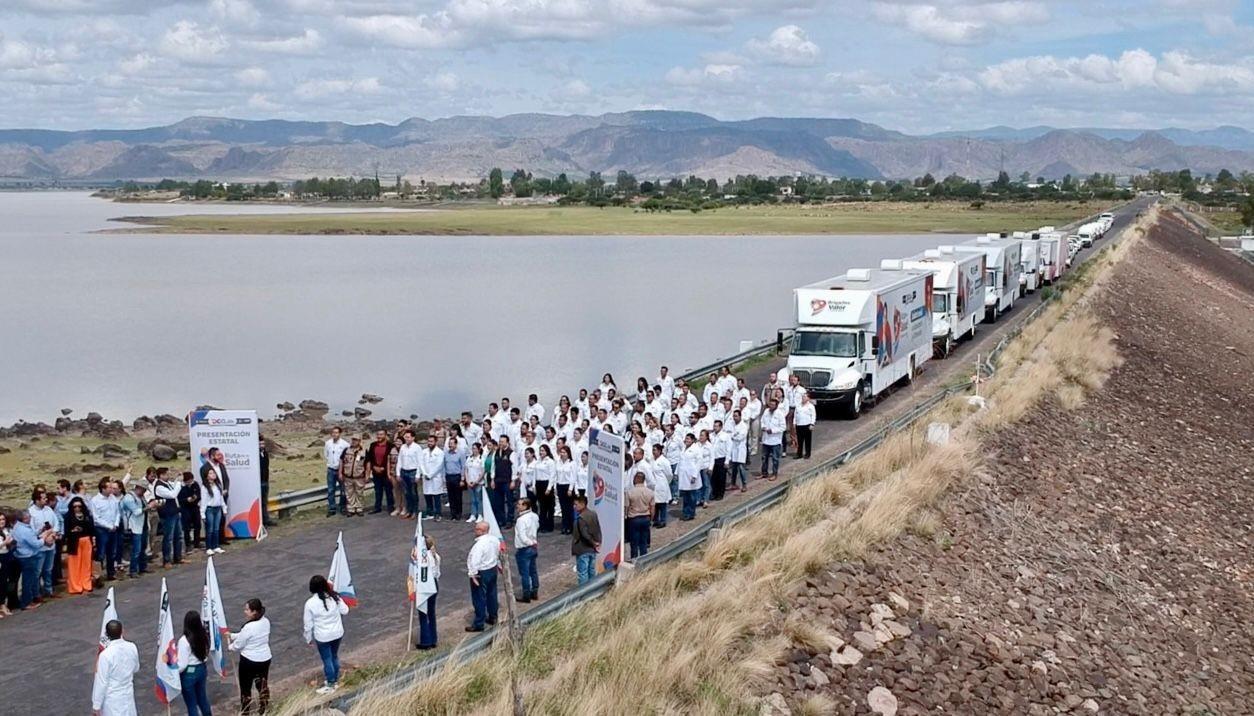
[788,267,933,417]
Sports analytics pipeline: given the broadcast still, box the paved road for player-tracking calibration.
[0,199,1150,715]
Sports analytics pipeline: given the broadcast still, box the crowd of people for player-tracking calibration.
[0,434,275,618]
[10,363,829,713]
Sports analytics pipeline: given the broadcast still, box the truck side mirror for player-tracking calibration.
[870,336,879,353]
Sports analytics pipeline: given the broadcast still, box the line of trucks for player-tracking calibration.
[786,211,1116,417]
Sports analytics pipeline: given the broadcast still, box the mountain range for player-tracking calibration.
[1,112,1251,183]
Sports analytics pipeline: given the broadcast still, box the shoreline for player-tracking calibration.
[98,200,1098,237]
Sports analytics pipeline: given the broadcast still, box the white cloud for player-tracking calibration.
[872,1,1048,45]
[425,71,459,92]
[665,63,743,86]
[977,49,1254,96]
[235,66,270,87]
[246,92,280,111]
[210,0,260,25]
[746,25,820,67]
[241,28,323,54]
[158,20,228,62]
[342,14,462,49]
[118,52,156,75]
[294,76,382,99]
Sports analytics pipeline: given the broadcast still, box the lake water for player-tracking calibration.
[0,192,954,425]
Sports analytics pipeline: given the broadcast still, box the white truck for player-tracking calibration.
[787,267,934,417]
[895,249,983,357]
[954,236,1022,322]
[1013,231,1041,293]
[1032,228,1067,284]
[1076,221,1103,246]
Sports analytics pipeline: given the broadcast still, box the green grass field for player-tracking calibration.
[123,201,1100,236]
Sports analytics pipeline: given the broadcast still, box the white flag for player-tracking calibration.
[97,586,118,658]
[255,523,268,542]
[154,578,182,706]
[328,531,358,606]
[408,517,438,614]
[201,556,230,678]
[479,484,504,545]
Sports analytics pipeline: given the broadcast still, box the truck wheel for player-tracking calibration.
[943,335,954,357]
[848,384,864,419]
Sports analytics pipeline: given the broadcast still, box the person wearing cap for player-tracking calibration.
[120,482,149,577]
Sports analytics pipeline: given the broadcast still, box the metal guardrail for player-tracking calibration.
[273,331,795,516]
[329,206,1136,712]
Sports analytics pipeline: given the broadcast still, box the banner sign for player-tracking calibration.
[587,427,624,574]
[188,409,261,538]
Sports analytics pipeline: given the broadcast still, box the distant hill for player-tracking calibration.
[0,112,1251,182]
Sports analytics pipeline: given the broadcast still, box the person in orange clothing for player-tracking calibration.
[63,497,96,594]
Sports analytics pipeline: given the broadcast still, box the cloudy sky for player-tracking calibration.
[2,0,1252,133]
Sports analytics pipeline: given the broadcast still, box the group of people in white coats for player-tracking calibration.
[92,598,274,716]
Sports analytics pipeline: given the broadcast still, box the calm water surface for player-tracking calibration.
[0,192,955,424]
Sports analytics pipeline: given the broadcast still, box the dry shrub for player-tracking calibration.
[798,693,838,716]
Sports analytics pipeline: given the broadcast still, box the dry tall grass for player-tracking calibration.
[300,209,1155,716]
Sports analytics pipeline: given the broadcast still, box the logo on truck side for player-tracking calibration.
[810,299,827,315]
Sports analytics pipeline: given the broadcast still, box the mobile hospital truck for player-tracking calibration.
[896,247,984,357]
[787,267,933,417]
[1032,226,1067,284]
[954,236,1022,322]
[1013,231,1041,293]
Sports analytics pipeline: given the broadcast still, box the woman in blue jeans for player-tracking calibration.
[303,575,350,694]
[177,610,213,715]
[201,470,225,556]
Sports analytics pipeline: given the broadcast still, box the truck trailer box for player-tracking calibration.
[954,236,1022,322]
[1013,231,1041,293]
[896,248,984,356]
[788,267,934,416]
[1034,230,1067,283]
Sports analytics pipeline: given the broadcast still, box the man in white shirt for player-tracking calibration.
[466,522,500,632]
[745,391,763,457]
[92,619,139,716]
[785,373,805,455]
[460,411,483,446]
[657,366,675,403]
[483,403,504,440]
[88,480,121,581]
[677,434,703,521]
[794,391,817,459]
[759,398,787,481]
[525,394,546,423]
[418,436,446,521]
[395,430,423,519]
[506,409,524,449]
[323,427,350,517]
[513,498,540,602]
[711,420,731,501]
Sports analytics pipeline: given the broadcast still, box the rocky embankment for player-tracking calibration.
[0,394,426,465]
[761,211,1253,715]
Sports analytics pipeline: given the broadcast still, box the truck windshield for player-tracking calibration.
[792,331,858,357]
[933,293,950,313]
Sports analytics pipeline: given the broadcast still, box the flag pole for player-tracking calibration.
[406,600,415,651]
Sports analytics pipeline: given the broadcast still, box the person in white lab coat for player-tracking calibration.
[677,433,703,521]
[418,436,446,521]
[729,410,750,493]
[649,444,672,527]
[92,620,139,716]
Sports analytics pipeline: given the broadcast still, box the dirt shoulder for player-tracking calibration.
[768,210,1253,714]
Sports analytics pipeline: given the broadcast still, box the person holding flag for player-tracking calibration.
[303,574,349,694]
[97,586,118,656]
[408,517,441,650]
[155,578,183,709]
[92,619,139,716]
[176,610,212,716]
[202,557,230,679]
[326,531,357,607]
